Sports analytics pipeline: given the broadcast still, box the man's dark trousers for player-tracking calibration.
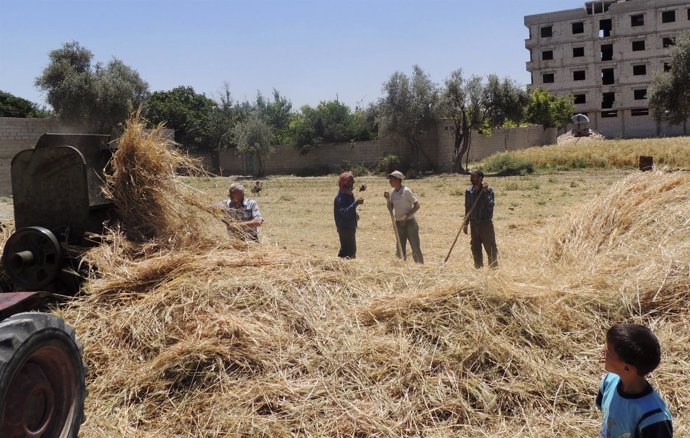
[470,221,498,268]
[337,228,356,258]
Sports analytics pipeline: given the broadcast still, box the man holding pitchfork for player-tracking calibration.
[384,171,424,264]
[463,169,498,268]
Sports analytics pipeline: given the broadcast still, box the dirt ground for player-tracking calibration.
[187,169,631,269]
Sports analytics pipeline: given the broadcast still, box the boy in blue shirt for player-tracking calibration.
[597,323,673,438]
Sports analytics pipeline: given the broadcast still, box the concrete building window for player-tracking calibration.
[633,64,647,75]
[634,89,647,100]
[572,22,584,34]
[543,73,555,83]
[631,14,644,27]
[663,37,675,48]
[541,26,553,37]
[573,47,585,57]
[574,94,586,104]
[632,40,645,51]
[688,8,690,20]
[587,2,611,14]
[661,10,676,23]
[664,63,671,72]
[573,70,586,81]
[602,68,615,85]
[631,108,649,116]
[601,111,617,118]
[542,50,554,60]
[599,19,612,38]
[601,44,613,61]
[602,92,615,109]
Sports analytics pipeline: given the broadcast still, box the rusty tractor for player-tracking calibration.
[0,133,117,437]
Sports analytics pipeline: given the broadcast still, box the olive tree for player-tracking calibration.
[232,112,274,177]
[649,32,690,134]
[35,41,148,133]
[379,65,438,171]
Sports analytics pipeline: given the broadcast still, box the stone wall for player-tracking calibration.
[434,122,557,172]
[0,117,65,196]
[219,123,555,176]
[219,136,417,176]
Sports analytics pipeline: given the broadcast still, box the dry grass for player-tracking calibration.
[2,119,688,436]
[501,136,690,169]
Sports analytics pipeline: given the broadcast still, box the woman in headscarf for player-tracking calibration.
[333,171,364,258]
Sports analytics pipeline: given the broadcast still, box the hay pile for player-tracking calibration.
[51,119,689,436]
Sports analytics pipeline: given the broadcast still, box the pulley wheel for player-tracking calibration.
[1,227,62,291]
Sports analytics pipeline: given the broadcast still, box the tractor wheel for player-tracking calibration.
[0,312,86,437]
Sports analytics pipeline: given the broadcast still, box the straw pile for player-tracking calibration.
[40,118,688,436]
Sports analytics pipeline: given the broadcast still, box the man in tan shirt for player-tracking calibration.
[383,170,424,263]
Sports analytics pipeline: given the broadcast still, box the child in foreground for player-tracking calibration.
[597,323,673,438]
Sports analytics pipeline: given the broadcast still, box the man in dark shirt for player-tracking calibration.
[463,169,498,268]
[333,171,363,258]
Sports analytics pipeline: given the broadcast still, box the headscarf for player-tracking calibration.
[338,171,354,195]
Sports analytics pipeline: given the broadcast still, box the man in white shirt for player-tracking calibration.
[383,171,424,263]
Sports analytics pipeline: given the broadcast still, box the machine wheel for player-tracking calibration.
[1,227,63,291]
[0,312,86,437]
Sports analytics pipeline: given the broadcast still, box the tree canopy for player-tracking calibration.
[379,65,438,171]
[649,32,690,134]
[143,86,225,153]
[289,100,376,153]
[232,112,274,177]
[0,91,51,118]
[35,41,148,133]
[526,88,574,130]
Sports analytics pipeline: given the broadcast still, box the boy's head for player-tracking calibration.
[605,323,661,377]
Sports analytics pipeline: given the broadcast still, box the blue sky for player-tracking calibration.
[1,0,577,110]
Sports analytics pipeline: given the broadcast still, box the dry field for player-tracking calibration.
[2,121,688,437]
[197,170,631,268]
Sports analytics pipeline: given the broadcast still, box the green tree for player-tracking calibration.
[526,88,574,130]
[255,89,293,144]
[379,65,438,171]
[482,74,529,128]
[232,112,274,177]
[288,100,374,152]
[351,104,378,141]
[143,86,224,153]
[35,41,148,133]
[649,32,690,134]
[0,91,51,118]
[441,70,471,173]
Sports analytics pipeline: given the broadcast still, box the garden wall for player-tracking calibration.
[218,124,555,176]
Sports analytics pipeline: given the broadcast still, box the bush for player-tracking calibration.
[351,164,370,177]
[378,154,401,174]
[484,153,535,176]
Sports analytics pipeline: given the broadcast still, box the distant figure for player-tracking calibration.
[334,171,364,258]
[223,182,264,241]
[384,170,424,263]
[597,323,673,438]
[463,169,498,268]
[251,181,263,195]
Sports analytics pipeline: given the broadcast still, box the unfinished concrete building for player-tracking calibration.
[525,0,690,138]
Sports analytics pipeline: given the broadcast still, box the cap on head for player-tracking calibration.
[388,170,405,181]
[471,169,485,178]
[228,182,245,195]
